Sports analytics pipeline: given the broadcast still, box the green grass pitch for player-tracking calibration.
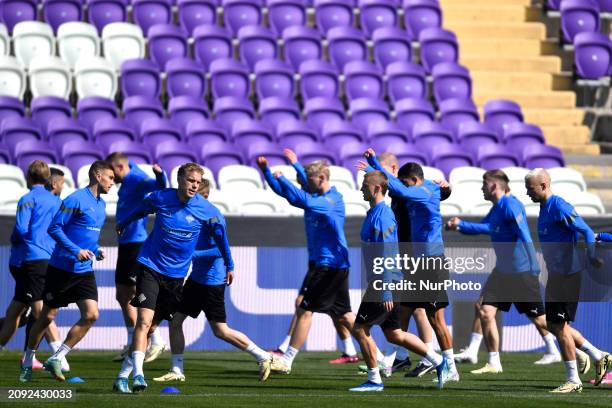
[0,351,610,407]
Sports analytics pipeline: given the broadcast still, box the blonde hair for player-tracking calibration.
[378,152,398,168]
[27,160,50,185]
[304,160,330,180]
[364,170,388,195]
[177,162,204,181]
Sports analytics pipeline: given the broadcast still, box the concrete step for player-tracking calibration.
[542,126,590,145]
[522,108,585,126]
[440,0,531,5]
[474,91,576,109]
[560,144,601,155]
[443,5,540,23]
[471,71,571,92]
[460,56,561,73]
[459,38,558,57]
[446,22,546,40]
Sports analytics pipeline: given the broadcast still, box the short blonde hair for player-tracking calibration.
[364,170,388,195]
[27,160,50,185]
[198,178,211,196]
[305,160,330,180]
[177,162,204,181]
[378,152,398,168]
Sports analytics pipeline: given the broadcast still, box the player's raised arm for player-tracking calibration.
[258,156,286,197]
[276,173,334,214]
[597,232,612,242]
[284,148,308,188]
[116,192,157,232]
[143,163,168,191]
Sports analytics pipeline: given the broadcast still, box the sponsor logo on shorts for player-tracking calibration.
[358,314,367,320]
[530,309,539,315]
[557,312,566,319]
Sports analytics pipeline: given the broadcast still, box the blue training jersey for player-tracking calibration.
[116,161,167,244]
[458,194,539,275]
[538,195,596,275]
[118,189,234,279]
[10,185,61,266]
[48,187,106,273]
[599,232,612,242]
[189,212,232,285]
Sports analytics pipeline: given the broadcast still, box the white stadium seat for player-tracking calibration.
[0,24,8,56]
[566,192,605,215]
[0,164,27,190]
[74,56,117,99]
[13,21,56,68]
[0,56,26,99]
[207,189,235,214]
[422,166,445,182]
[60,186,76,200]
[342,190,369,216]
[329,165,356,192]
[57,22,101,70]
[218,165,263,191]
[28,56,72,99]
[104,185,120,215]
[170,165,217,189]
[269,165,300,188]
[439,195,465,216]
[234,190,283,215]
[467,200,492,216]
[102,23,146,71]
[502,166,529,199]
[77,165,90,188]
[449,166,485,196]
[0,186,29,215]
[48,163,76,189]
[548,167,587,196]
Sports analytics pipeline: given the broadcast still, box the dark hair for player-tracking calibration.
[397,162,424,180]
[27,160,51,185]
[88,160,114,184]
[49,167,64,177]
[483,169,510,193]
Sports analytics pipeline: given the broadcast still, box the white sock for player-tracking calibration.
[424,350,443,367]
[150,329,164,346]
[543,333,559,355]
[341,337,357,357]
[126,327,135,346]
[488,352,502,369]
[23,349,36,368]
[442,349,456,371]
[132,351,145,378]
[282,346,299,365]
[383,351,396,367]
[171,354,184,375]
[367,367,382,384]
[396,346,409,361]
[579,340,604,361]
[49,341,61,353]
[467,332,483,355]
[245,342,270,363]
[564,360,581,384]
[50,344,71,360]
[376,347,385,362]
[278,335,291,353]
[118,356,133,378]
[420,342,434,366]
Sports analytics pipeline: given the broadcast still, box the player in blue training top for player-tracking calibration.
[446,169,557,375]
[257,149,359,365]
[112,163,234,394]
[349,170,451,392]
[20,161,115,383]
[525,168,611,392]
[153,179,274,384]
[106,152,167,363]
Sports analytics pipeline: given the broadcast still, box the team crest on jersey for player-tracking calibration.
[186,214,195,224]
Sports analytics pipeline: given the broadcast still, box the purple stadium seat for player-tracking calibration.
[177,0,217,37]
[122,96,164,134]
[237,25,278,72]
[359,0,397,39]
[503,122,546,147]
[213,96,256,131]
[0,97,26,124]
[521,144,565,169]
[343,61,384,101]
[120,59,162,98]
[574,32,612,79]
[483,99,523,136]
[222,0,263,37]
[210,58,250,99]
[432,62,472,103]
[350,98,390,132]
[373,141,428,165]
[314,0,353,35]
[477,144,520,170]
[418,27,458,73]
[372,27,412,70]
[88,0,128,33]
[386,61,427,103]
[198,140,245,177]
[147,24,188,70]
[439,98,479,136]
[93,118,137,149]
[275,119,318,148]
[298,60,339,100]
[47,118,90,150]
[293,140,336,165]
[327,27,368,71]
[231,119,274,147]
[259,97,301,129]
[254,59,294,99]
[106,140,152,163]
[14,140,59,172]
[282,26,322,71]
[2,0,37,34]
[560,0,600,44]
[547,0,560,10]
[0,117,42,156]
[43,0,83,33]
[61,140,105,176]
[165,58,206,98]
[599,0,612,12]
[268,0,307,37]
[321,121,364,151]
[337,141,369,174]
[403,0,442,41]
[0,145,11,164]
[168,96,209,132]
[367,121,410,145]
[193,25,232,71]
[394,98,435,136]
[429,143,474,178]
[412,121,453,148]
[185,118,228,146]
[457,122,499,155]
[245,140,287,167]
[304,97,345,132]
[140,118,183,150]
[154,140,199,173]
[77,96,119,133]
[132,0,172,36]
[30,97,73,136]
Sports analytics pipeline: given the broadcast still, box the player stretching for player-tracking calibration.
[525,168,611,392]
[20,161,114,382]
[112,163,238,393]
[446,170,552,375]
[106,153,167,363]
[350,170,451,392]
[154,179,273,383]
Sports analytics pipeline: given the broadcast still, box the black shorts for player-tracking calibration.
[401,256,449,312]
[43,266,98,308]
[131,264,184,321]
[298,261,316,296]
[299,266,352,316]
[115,242,144,286]
[481,270,544,317]
[545,272,581,323]
[10,260,48,304]
[355,285,401,331]
[179,280,226,322]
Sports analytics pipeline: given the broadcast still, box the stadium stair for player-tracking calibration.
[566,154,612,212]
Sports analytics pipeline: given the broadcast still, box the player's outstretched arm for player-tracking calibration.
[192,247,222,260]
[284,149,308,188]
[152,163,168,189]
[116,193,157,232]
[276,174,333,214]
[449,213,492,235]
[597,232,612,242]
[48,198,84,257]
[258,156,287,197]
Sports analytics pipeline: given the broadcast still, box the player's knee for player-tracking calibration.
[351,324,366,339]
[479,308,494,322]
[383,329,401,344]
[83,310,99,325]
[546,321,563,336]
[211,323,229,339]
